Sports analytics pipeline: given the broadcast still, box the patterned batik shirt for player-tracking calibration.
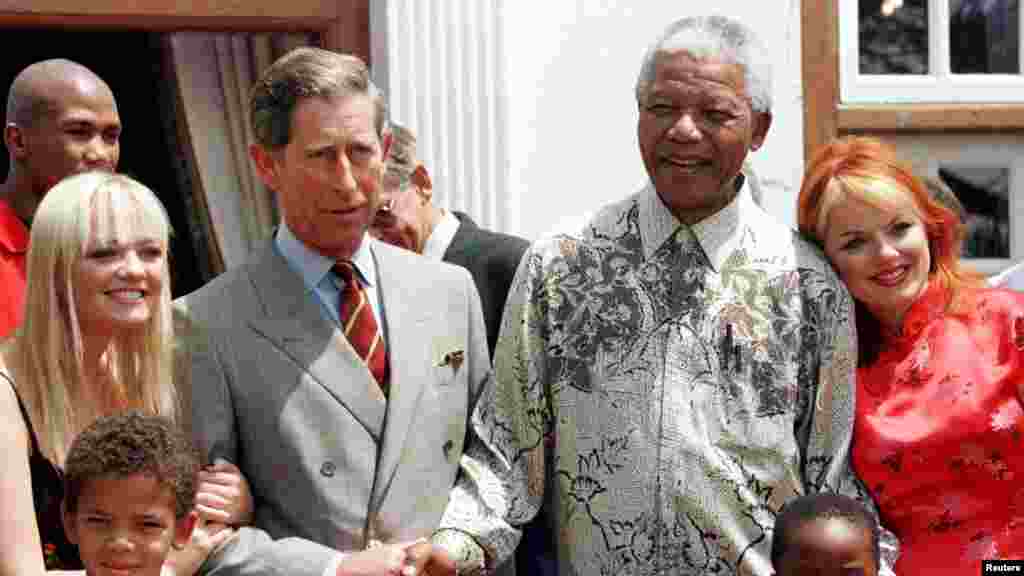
[485,181,882,575]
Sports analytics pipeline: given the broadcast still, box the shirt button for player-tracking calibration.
[320,461,336,477]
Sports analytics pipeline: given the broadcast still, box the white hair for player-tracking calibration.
[635,15,773,113]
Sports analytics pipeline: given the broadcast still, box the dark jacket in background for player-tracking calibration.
[444,212,529,355]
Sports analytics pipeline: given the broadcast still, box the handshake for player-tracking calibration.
[336,538,458,576]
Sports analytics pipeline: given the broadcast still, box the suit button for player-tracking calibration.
[320,461,336,477]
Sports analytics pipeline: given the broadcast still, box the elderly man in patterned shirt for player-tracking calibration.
[480,15,899,576]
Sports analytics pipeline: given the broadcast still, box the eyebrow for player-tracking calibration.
[304,142,334,152]
[88,237,162,249]
[836,215,903,239]
[80,508,111,516]
[61,114,120,127]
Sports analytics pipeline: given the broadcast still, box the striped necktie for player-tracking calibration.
[333,262,388,395]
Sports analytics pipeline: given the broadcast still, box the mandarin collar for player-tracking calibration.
[882,279,947,345]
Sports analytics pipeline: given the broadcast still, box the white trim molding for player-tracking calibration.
[840,0,1024,104]
[371,0,516,234]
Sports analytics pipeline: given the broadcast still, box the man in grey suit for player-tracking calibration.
[177,48,516,576]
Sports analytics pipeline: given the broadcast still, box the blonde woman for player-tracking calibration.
[0,172,245,576]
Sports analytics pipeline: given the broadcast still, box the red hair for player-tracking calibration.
[797,136,983,365]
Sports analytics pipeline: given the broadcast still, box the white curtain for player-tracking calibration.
[168,32,312,271]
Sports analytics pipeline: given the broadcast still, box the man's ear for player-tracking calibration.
[61,501,78,546]
[411,164,433,202]
[750,111,772,152]
[173,511,199,550]
[5,124,28,161]
[248,143,281,191]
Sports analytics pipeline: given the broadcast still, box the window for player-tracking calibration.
[887,133,1024,273]
[840,0,1024,103]
[802,1,1024,275]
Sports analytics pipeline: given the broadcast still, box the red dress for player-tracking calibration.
[853,282,1024,574]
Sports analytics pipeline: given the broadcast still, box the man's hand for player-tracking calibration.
[405,541,456,576]
[195,458,254,525]
[335,540,456,576]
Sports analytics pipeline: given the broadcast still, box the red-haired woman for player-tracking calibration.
[798,136,1024,573]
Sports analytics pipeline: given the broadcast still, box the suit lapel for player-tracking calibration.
[245,242,388,440]
[369,241,436,509]
[442,211,476,263]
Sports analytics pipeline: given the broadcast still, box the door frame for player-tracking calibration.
[0,0,370,60]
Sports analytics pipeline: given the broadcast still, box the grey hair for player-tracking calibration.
[385,122,418,181]
[249,47,388,149]
[635,15,773,113]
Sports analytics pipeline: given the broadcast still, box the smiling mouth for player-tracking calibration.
[872,265,910,287]
[101,564,140,575]
[105,289,146,301]
[326,206,365,216]
[663,157,712,171]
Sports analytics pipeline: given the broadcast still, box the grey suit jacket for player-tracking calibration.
[176,237,512,576]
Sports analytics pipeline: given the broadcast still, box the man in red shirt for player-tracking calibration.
[1,59,121,337]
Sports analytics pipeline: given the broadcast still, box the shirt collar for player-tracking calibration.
[0,199,29,254]
[274,223,377,290]
[421,209,460,261]
[638,174,750,271]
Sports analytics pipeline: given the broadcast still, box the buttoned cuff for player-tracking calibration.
[431,529,486,576]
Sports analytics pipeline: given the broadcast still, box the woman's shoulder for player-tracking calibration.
[967,286,1024,313]
[954,287,1024,338]
[0,350,18,405]
[0,355,31,454]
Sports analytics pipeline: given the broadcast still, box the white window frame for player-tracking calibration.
[840,0,1024,104]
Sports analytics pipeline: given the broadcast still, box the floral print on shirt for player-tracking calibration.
[482,184,891,576]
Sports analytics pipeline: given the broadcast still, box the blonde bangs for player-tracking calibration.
[10,172,177,463]
[817,174,920,239]
[86,179,170,251]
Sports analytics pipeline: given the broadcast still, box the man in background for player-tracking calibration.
[1,59,121,337]
[371,123,529,354]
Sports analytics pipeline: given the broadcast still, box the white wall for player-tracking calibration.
[502,1,806,239]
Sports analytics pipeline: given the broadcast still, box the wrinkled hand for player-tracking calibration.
[163,519,235,576]
[335,540,455,576]
[196,458,254,525]
[406,541,456,576]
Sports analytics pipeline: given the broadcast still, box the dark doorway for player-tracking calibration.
[1,29,208,297]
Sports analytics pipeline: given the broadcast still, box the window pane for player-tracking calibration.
[937,166,1010,258]
[950,0,1020,74]
[860,0,929,74]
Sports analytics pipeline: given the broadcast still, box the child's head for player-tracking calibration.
[771,493,879,576]
[63,412,199,576]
